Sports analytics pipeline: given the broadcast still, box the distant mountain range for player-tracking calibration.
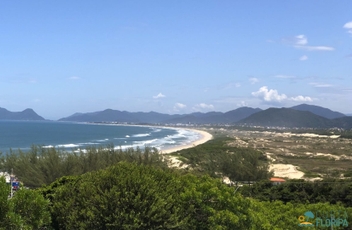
[290,104,346,119]
[58,104,352,129]
[0,108,45,121]
[238,108,352,129]
[58,107,263,124]
[1,104,352,129]
[59,109,184,123]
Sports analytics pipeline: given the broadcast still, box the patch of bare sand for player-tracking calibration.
[269,164,304,179]
[302,152,352,160]
[265,152,276,162]
[275,132,340,139]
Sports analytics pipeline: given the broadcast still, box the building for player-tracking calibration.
[270,177,286,185]
[0,172,11,183]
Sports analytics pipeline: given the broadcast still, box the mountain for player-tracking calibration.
[59,109,182,123]
[58,105,352,129]
[237,108,333,128]
[222,107,262,123]
[332,117,352,129]
[0,108,45,121]
[290,104,346,119]
[59,107,262,124]
[132,111,183,123]
[166,107,262,124]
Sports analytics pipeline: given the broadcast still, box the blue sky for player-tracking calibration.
[1,1,351,119]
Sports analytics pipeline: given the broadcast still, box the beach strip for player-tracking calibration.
[161,129,213,154]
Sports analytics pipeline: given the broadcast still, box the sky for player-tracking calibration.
[0,1,351,120]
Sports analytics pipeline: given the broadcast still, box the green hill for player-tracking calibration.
[237,108,333,128]
[290,103,346,119]
[0,108,45,120]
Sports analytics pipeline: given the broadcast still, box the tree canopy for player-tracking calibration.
[41,162,256,229]
[0,145,166,188]
[0,177,50,229]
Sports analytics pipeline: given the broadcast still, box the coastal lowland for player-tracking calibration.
[1,104,352,229]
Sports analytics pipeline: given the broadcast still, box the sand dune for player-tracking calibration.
[269,164,304,179]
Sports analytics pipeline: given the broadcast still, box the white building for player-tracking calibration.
[0,172,11,183]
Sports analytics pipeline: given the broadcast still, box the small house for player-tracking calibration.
[270,177,286,185]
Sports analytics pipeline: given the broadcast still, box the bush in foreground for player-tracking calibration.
[5,161,352,229]
[41,162,256,229]
[0,177,51,229]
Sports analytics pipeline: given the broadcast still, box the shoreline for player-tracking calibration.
[86,122,214,154]
[0,120,213,154]
[160,128,213,154]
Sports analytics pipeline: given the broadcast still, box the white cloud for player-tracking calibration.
[153,93,165,99]
[249,77,259,84]
[344,21,352,28]
[252,86,313,103]
[174,102,186,111]
[252,86,287,102]
[194,103,214,110]
[294,35,308,45]
[284,34,334,51]
[295,45,334,51]
[299,55,308,61]
[343,21,352,34]
[310,82,334,88]
[290,96,313,102]
[237,101,248,107]
[199,103,214,109]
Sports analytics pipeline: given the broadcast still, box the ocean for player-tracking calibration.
[0,121,200,154]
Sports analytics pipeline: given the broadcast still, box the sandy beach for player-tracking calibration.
[161,128,213,154]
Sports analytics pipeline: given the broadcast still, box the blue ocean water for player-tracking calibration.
[0,121,200,153]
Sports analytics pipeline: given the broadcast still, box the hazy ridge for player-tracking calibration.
[0,108,45,121]
[2,104,352,129]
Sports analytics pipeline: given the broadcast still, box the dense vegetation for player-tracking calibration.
[26,163,352,229]
[1,138,352,229]
[40,162,257,229]
[171,137,272,182]
[0,138,272,188]
[0,145,166,188]
[0,177,50,229]
[241,178,352,207]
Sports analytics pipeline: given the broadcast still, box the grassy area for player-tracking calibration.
[200,127,352,179]
[168,136,272,182]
